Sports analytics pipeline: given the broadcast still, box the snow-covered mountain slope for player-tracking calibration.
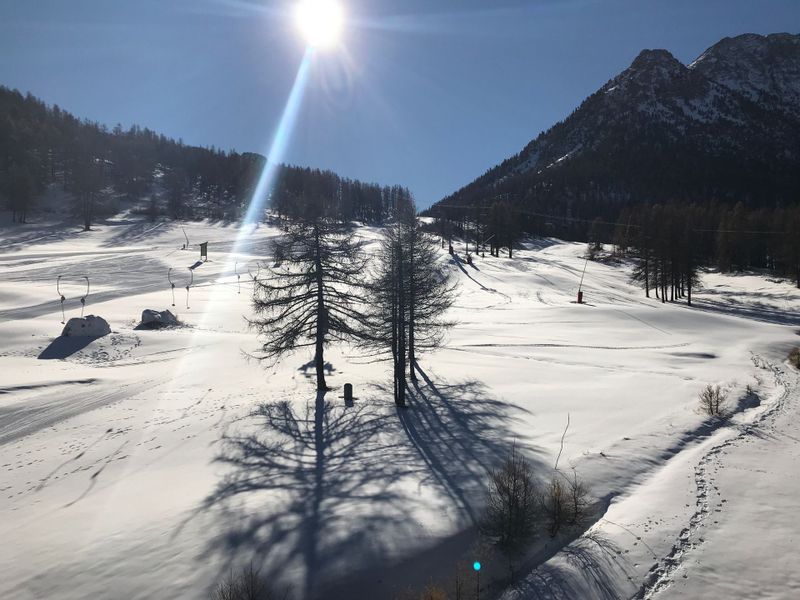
[691,33,800,120]
[437,33,800,211]
[1,216,799,599]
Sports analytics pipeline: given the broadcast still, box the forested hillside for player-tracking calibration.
[427,33,800,286]
[0,85,409,226]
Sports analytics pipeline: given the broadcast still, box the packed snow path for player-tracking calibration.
[1,217,798,599]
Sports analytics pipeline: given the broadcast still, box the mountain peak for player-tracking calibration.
[604,48,686,95]
[630,49,683,71]
[434,33,800,214]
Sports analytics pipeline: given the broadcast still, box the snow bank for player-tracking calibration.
[61,315,111,337]
[138,309,179,329]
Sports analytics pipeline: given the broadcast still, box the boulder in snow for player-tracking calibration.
[138,309,179,329]
[61,315,111,338]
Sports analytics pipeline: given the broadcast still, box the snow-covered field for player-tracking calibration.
[1,214,799,599]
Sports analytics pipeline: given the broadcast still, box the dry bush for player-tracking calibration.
[540,475,566,536]
[565,469,590,525]
[541,469,591,536]
[211,564,287,600]
[481,445,539,551]
[420,583,449,600]
[789,347,800,369]
[698,384,726,416]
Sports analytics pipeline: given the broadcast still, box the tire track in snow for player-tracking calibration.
[636,355,797,599]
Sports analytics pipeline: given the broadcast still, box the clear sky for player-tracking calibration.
[1,0,799,208]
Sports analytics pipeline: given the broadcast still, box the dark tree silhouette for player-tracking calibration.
[362,199,456,404]
[250,212,368,391]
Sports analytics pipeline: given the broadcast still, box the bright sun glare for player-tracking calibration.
[295,0,344,48]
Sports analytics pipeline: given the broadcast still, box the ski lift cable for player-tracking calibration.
[434,203,791,236]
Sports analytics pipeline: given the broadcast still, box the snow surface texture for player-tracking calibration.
[1,216,799,600]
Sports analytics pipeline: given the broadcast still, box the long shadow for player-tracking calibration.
[0,216,86,252]
[100,218,174,248]
[400,366,545,526]
[450,254,510,299]
[690,296,800,326]
[194,371,545,600]
[196,392,420,599]
[509,532,636,600]
[38,335,99,359]
[322,371,546,600]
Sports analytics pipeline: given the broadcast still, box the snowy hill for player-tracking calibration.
[435,33,800,213]
[1,216,799,599]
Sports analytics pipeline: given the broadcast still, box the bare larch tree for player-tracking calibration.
[250,215,368,391]
[362,200,456,405]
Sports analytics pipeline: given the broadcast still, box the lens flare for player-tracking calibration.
[243,49,312,226]
[295,0,344,48]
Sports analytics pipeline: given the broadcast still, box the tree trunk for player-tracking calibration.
[313,226,328,391]
[396,241,406,407]
[408,232,417,381]
[390,243,399,404]
[687,273,692,306]
[83,192,92,231]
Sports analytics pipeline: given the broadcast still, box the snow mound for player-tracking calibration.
[138,309,179,329]
[61,315,111,337]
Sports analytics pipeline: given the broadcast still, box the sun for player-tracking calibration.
[294,0,344,49]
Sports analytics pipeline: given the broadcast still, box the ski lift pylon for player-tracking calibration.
[56,275,66,324]
[80,276,90,318]
[185,268,193,309]
[168,268,176,307]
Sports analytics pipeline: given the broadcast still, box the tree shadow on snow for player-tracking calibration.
[690,288,800,326]
[100,218,174,248]
[38,335,98,359]
[194,372,544,600]
[400,366,545,525]
[323,371,547,599]
[196,391,419,599]
[507,532,637,600]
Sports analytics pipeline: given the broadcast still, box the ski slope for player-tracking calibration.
[1,215,798,599]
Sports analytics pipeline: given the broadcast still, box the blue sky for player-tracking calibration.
[1,0,798,208]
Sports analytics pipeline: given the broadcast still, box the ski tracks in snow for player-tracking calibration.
[636,355,797,599]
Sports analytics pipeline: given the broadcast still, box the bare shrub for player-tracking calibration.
[565,469,590,525]
[211,564,287,600]
[540,468,591,536]
[482,445,539,550]
[540,475,566,536]
[789,347,800,369]
[698,384,726,416]
[420,583,449,600]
